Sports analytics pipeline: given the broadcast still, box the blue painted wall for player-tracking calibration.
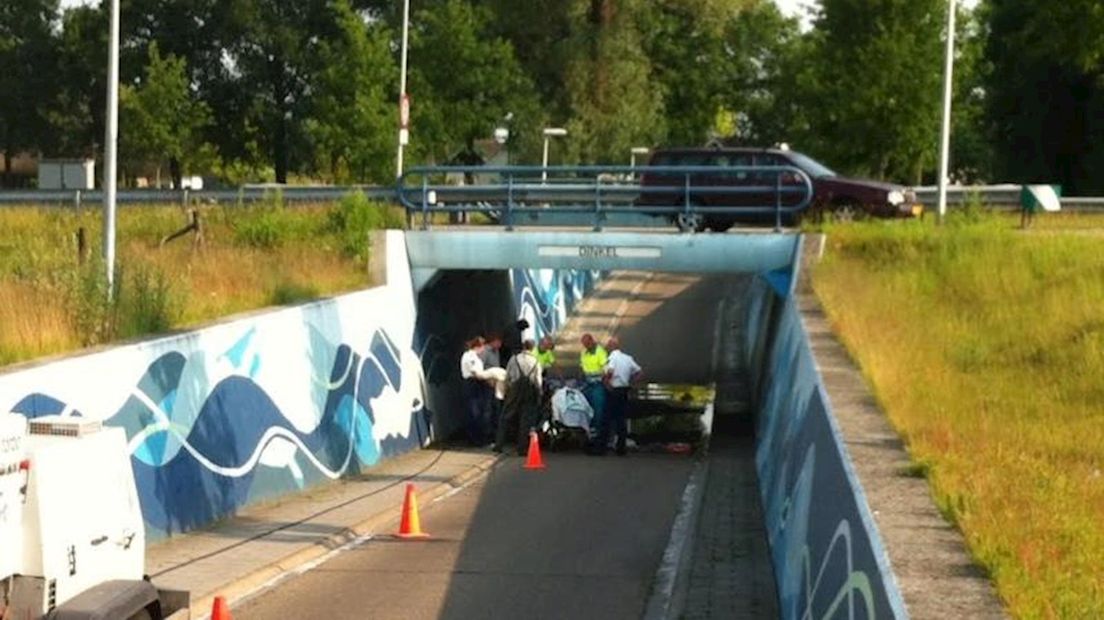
[0,232,431,540]
[744,277,908,619]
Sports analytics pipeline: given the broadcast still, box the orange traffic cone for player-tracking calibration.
[211,595,232,620]
[524,430,546,470]
[397,483,430,538]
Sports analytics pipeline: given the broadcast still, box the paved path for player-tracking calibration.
[234,453,694,620]
[554,271,753,385]
[146,447,498,616]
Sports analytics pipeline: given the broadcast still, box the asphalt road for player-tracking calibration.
[555,272,754,386]
[234,453,694,620]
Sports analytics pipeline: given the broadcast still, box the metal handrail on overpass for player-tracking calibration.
[4,181,1104,214]
[396,165,814,232]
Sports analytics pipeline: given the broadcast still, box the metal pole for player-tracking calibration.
[936,0,956,225]
[103,0,120,296]
[541,136,550,184]
[395,0,411,178]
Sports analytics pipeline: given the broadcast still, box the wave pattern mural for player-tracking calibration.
[746,278,907,619]
[510,268,601,340]
[2,272,429,539]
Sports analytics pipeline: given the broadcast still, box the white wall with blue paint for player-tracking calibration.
[0,231,431,540]
[745,275,909,619]
[510,268,602,341]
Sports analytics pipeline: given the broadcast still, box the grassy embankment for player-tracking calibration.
[812,211,1104,618]
[0,193,405,368]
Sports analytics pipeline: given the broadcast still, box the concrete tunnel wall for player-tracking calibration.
[0,231,431,540]
[744,271,909,619]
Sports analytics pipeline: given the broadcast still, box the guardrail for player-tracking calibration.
[913,184,1104,211]
[0,185,392,207]
[4,181,1103,214]
[396,164,814,231]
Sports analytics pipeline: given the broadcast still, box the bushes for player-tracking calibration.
[64,262,182,347]
[326,191,406,260]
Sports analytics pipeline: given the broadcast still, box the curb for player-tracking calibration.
[188,452,502,618]
[643,403,714,620]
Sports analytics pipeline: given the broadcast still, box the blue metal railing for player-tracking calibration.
[396,165,814,231]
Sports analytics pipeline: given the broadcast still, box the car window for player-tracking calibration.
[785,152,837,178]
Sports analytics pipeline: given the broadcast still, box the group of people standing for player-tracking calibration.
[460,333,557,455]
[460,329,642,457]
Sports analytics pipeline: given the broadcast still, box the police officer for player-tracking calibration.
[590,337,642,456]
[578,333,608,435]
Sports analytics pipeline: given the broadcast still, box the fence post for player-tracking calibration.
[774,171,783,232]
[593,174,604,231]
[74,190,82,215]
[420,176,430,230]
[505,172,515,231]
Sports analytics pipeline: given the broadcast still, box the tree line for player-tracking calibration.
[1,0,1102,194]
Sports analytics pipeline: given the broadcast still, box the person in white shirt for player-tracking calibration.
[589,337,642,456]
[460,336,494,445]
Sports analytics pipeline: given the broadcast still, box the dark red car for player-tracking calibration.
[636,146,923,231]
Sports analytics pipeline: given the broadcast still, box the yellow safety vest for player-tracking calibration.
[537,350,555,369]
[580,345,608,377]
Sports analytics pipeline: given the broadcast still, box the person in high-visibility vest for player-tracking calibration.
[579,333,608,434]
[537,336,556,372]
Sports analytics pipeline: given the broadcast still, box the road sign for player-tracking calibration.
[399,94,411,129]
[538,245,661,259]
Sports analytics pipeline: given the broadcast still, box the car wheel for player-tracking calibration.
[828,200,863,223]
[675,212,704,233]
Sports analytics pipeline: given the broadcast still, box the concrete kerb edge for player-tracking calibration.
[188,452,503,619]
[642,402,715,620]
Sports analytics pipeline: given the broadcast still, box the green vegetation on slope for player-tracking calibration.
[0,194,404,368]
[812,215,1104,618]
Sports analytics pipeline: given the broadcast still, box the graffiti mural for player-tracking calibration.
[510,268,602,341]
[746,278,908,620]
[0,233,430,539]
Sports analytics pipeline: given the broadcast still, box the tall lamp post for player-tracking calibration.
[936,0,956,224]
[541,127,567,183]
[395,0,411,178]
[103,0,120,296]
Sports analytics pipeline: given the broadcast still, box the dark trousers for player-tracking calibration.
[463,379,487,445]
[595,387,629,453]
[582,378,606,433]
[496,379,541,454]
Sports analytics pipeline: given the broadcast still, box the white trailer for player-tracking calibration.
[0,414,189,619]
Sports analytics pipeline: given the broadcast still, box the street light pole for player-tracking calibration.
[541,127,567,184]
[937,0,956,225]
[395,0,411,179]
[103,0,120,296]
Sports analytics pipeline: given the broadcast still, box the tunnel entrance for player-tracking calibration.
[394,227,905,619]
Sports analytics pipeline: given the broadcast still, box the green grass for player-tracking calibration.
[0,195,405,368]
[812,213,1104,618]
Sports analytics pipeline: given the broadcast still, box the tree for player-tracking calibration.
[119,42,213,187]
[50,5,109,161]
[0,0,60,186]
[985,0,1104,194]
[306,0,395,182]
[407,0,544,165]
[799,0,946,182]
[562,0,666,163]
[220,0,339,183]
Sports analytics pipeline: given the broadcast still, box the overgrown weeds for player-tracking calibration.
[813,213,1104,617]
[0,197,401,367]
